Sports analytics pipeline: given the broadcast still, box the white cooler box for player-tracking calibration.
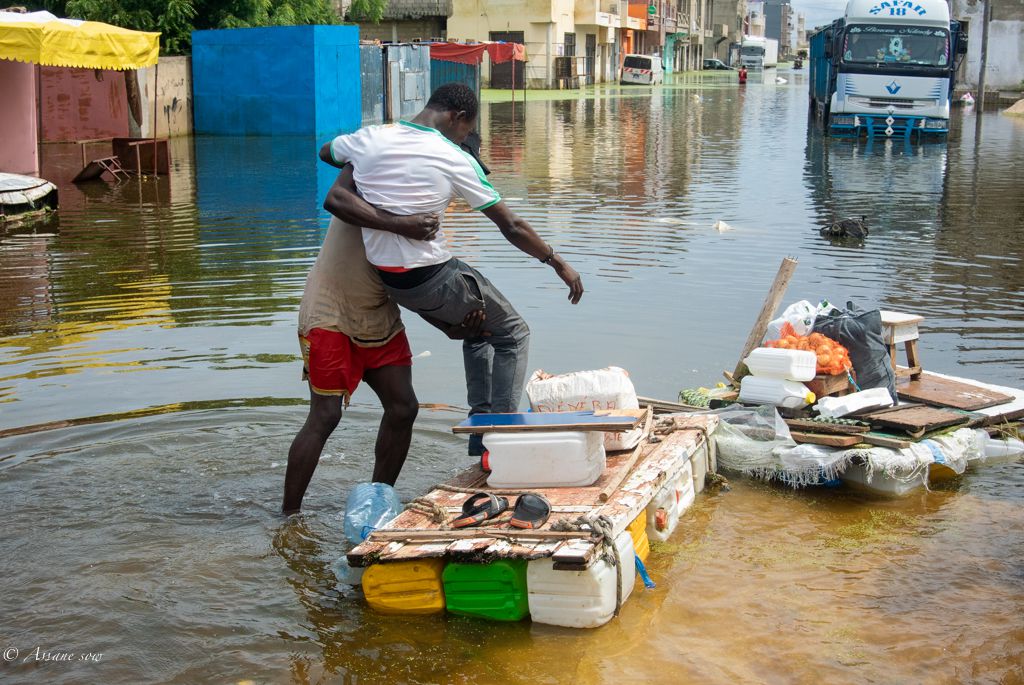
[483,431,606,489]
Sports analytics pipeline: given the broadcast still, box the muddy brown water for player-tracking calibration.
[1,70,1022,684]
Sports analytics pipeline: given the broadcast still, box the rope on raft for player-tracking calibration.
[405,497,451,528]
[551,513,624,616]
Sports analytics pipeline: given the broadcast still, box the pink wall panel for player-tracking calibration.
[40,66,130,143]
[0,60,39,174]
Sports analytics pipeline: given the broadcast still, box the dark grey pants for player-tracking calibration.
[383,259,530,418]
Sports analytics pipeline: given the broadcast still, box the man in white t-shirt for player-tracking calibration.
[320,83,584,456]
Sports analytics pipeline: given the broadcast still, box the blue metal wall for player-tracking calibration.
[192,25,361,136]
[360,45,385,127]
[430,59,480,101]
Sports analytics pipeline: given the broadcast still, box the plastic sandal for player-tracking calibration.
[451,492,509,528]
[509,493,551,529]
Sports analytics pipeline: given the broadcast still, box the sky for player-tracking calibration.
[791,0,847,32]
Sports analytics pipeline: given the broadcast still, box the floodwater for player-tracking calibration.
[2,69,1022,684]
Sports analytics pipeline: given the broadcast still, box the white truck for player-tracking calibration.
[741,36,779,69]
[808,0,968,139]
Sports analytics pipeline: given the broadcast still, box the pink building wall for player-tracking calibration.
[40,66,129,142]
[0,60,39,174]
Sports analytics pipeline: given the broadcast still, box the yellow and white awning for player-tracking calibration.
[0,10,159,71]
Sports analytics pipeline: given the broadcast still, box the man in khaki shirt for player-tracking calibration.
[283,167,483,514]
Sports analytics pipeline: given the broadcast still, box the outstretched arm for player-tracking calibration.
[324,165,439,241]
[482,201,584,304]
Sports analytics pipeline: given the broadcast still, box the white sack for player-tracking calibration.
[526,366,642,451]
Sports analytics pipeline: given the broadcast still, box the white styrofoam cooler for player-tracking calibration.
[527,530,636,628]
[483,431,606,489]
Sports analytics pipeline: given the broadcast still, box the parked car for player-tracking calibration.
[703,59,734,70]
[621,54,664,85]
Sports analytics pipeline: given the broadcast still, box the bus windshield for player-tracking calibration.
[843,25,950,67]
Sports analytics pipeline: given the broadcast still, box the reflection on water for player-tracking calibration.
[0,71,1022,683]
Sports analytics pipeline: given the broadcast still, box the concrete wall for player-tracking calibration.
[136,56,193,138]
[39,66,130,142]
[192,25,361,136]
[358,17,446,42]
[954,0,1024,90]
[0,60,39,174]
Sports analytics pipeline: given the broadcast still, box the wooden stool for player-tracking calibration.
[880,310,923,380]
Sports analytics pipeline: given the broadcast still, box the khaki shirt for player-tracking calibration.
[298,217,403,346]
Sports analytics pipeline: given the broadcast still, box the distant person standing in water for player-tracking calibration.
[319,83,584,457]
[738,65,748,84]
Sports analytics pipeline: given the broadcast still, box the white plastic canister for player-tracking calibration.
[739,376,816,409]
[527,530,636,628]
[744,347,817,381]
[483,431,605,489]
[645,463,695,543]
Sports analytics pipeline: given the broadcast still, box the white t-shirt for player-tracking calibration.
[329,121,501,269]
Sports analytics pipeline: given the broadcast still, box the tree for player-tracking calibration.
[31,0,360,56]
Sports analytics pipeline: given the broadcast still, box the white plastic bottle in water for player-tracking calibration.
[343,482,402,544]
[332,554,365,586]
[739,376,817,409]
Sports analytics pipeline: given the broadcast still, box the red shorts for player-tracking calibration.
[299,328,412,399]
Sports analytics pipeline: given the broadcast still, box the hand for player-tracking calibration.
[553,259,584,304]
[445,309,491,340]
[396,213,440,241]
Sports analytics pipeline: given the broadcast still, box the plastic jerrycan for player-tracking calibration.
[527,530,636,628]
[738,376,816,409]
[362,559,446,615]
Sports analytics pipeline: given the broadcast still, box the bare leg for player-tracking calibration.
[282,389,343,514]
[362,364,418,486]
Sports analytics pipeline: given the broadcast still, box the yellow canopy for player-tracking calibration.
[0,10,159,71]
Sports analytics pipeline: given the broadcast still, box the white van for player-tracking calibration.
[620,54,663,85]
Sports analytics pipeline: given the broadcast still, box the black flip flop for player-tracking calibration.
[509,493,551,530]
[451,492,509,529]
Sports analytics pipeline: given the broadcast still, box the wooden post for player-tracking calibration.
[976,0,991,110]
[152,61,159,177]
[731,256,799,381]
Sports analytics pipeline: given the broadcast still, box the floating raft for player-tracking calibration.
[349,414,715,570]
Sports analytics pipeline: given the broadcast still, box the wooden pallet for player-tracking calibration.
[859,405,971,439]
[897,372,1013,411]
[348,415,717,570]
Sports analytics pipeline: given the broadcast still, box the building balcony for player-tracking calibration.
[576,0,623,27]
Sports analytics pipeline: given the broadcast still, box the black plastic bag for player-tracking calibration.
[812,301,897,401]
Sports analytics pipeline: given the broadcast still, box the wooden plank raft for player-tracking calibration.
[348,414,717,570]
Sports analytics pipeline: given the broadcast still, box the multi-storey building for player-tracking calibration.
[343,0,728,88]
[704,0,746,63]
[763,0,791,57]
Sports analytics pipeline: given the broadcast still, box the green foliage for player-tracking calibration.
[347,0,386,23]
[33,0,342,55]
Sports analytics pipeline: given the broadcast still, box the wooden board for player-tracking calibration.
[859,432,913,449]
[790,431,863,447]
[784,418,870,435]
[859,405,970,438]
[896,372,1013,411]
[450,408,646,434]
[806,373,853,398]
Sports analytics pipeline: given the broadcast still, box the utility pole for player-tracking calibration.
[976,0,991,109]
